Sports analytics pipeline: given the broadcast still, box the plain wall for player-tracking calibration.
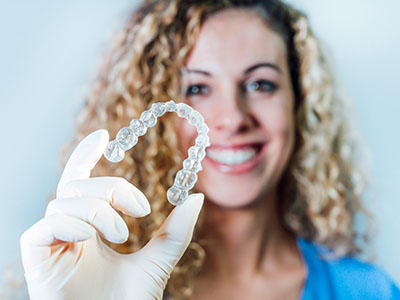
[1,0,399,289]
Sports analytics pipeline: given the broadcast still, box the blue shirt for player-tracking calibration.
[297,237,400,299]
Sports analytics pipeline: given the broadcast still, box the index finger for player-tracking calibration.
[57,129,109,198]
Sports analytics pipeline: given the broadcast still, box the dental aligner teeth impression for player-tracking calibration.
[104,100,210,206]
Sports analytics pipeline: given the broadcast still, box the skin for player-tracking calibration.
[176,8,306,300]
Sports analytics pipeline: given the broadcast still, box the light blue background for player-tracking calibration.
[0,0,399,288]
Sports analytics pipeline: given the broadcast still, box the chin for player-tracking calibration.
[199,186,262,209]
[209,199,256,209]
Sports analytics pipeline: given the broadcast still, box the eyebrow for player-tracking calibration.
[186,62,282,76]
[245,62,282,74]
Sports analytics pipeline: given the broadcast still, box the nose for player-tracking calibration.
[210,89,255,134]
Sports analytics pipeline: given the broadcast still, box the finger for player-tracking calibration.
[57,176,151,217]
[138,193,204,276]
[45,197,129,244]
[20,214,97,273]
[57,129,109,198]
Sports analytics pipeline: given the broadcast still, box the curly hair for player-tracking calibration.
[12,0,368,299]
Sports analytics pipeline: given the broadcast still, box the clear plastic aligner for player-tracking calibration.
[104,100,210,206]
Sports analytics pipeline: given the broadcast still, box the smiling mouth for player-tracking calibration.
[205,143,265,165]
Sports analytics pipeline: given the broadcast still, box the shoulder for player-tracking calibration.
[298,237,400,300]
[326,255,399,299]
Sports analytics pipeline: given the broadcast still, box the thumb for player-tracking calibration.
[138,193,204,276]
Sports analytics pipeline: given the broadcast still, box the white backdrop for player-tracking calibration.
[1,0,399,289]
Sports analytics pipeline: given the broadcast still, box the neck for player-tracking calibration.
[197,189,299,283]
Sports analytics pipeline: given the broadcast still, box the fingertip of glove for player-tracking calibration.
[78,129,109,152]
[93,129,109,142]
[182,193,204,211]
[191,192,205,201]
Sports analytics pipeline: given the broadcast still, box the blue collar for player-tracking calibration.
[296,237,309,300]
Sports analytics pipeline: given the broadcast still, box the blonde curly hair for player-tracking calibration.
[5,0,368,299]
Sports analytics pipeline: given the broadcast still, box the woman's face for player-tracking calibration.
[177,8,296,208]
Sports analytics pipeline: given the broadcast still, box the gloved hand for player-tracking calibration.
[20,129,204,300]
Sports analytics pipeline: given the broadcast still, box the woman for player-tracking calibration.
[19,0,400,299]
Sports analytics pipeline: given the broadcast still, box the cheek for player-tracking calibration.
[256,101,294,138]
[257,101,296,177]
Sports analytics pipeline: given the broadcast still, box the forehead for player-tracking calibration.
[185,8,287,73]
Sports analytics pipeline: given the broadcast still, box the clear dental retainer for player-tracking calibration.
[103,100,210,206]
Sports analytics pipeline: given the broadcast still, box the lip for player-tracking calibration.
[204,142,267,175]
[206,142,262,150]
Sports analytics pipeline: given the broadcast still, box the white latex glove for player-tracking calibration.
[20,129,204,300]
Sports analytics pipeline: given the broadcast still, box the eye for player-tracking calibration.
[185,84,209,96]
[246,80,277,93]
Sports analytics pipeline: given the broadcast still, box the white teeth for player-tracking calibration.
[206,147,258,165]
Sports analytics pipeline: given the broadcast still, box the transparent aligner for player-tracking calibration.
[183,158,202,173]
[165,100,177,112]
[174,169,197,190]
[167,185,189,205]
[140,110,157,128]
[197,122,209,135]
[130,118,147,136]
[188,110,204,128]
[104,140,125,163]
[104,99,210,206]
[116,126,138,151]
[176,102,193,119]
[188,145,206,161]
[151,102,167,117]
[195,134,210,148]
